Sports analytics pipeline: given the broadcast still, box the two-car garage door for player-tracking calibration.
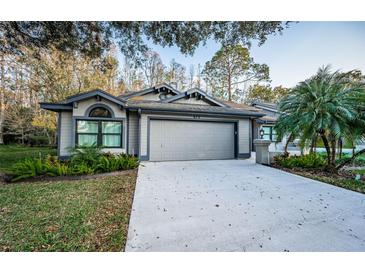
[149,119,236,161]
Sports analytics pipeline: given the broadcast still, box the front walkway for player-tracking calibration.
[126,159,365,251]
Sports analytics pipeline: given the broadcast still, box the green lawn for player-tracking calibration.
[0,145,57,174]
[0,170,137,251]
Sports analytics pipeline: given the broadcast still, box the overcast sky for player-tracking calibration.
[143,21,365,88]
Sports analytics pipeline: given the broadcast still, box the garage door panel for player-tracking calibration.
[150,120,235,161]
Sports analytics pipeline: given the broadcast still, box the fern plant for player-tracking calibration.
[69,146,102,166]
[12,158,47,181]
[72,163,95,175]
[45,162,72,176]
[9,150,139,181]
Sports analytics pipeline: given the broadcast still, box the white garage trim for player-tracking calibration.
[146,117,239,161]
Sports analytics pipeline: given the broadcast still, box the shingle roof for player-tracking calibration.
[251,101,278,111]
[118,83,180,100]
[258,115,277,123]
[40,86,273,120]
[217,100,278,122]
[221,100,262,112]
[162,88,229,107]
[126,100,264,117]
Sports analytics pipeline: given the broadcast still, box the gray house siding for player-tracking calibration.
[128,111,139,155]
[252,120,260,151]
[238,119,250,157]
[59,111,73,157]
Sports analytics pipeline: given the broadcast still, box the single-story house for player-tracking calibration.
[41,83,274,161]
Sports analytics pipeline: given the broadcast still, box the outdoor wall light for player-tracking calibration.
[259,128,264,139]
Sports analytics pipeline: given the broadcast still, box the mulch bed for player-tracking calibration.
[270,163,365,194]
[270,162,354,179]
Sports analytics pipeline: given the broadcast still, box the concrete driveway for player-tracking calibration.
[126,159,365,251]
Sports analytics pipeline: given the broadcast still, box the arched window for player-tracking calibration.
[76,105,122,148]
[89,107,112,118]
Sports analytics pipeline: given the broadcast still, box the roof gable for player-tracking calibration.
[40,89,125,112]
[251,101,278,113]
[65,89,126,106]
[118,83,180,101]
[162,88,229,107]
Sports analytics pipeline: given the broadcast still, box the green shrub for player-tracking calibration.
[117,154,139,170]
[274,153,326,169]
[69,146,103,166]
[353,157,365,166]
[11,157,72,180]
[28,135,50,146]
[333,153,365,167]
[95,154,139,173]
[95,156,118,173]
[45,161,73,176]
[71,162,95,175]
[12,158,48,181]
[9,148,139,182]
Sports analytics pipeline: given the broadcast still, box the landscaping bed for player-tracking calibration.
[3,146,139,182]
[271,153,365,194]
[0,170,138,251]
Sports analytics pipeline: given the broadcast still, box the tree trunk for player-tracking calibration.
[336,148,365,170]
[284,133,292,155]
[0,54,5,145]
[197,64,201,88]
[45,128,51,146]
[321,134,331,167]
[338,138,343,159]
[227,73,232,101]
[330,138,337,166]
[21,128,24,145]
[310,134,317,153]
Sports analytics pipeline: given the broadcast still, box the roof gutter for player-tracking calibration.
[39,102,73,112]
[126,106,265,119]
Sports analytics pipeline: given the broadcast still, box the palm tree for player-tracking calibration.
[275,65,365,171]
[274,113,300,155]
[336,115,365,169]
